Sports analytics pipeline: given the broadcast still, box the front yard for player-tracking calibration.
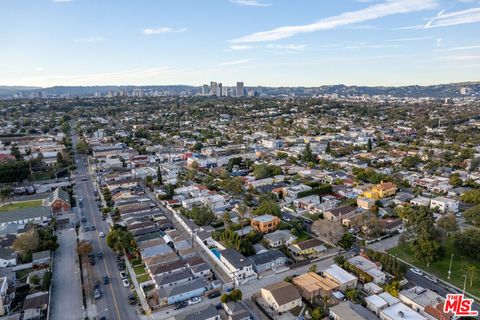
[388,237,480,297]
[0,200,43,212]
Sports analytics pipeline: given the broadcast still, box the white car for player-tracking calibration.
[122,279,130,287]
[425,274,438,283]
[410,268,423,276]
[99,232,105,238]
[188,297,201,305]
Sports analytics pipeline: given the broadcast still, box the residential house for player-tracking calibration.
[185,305,220,320]
[430,197,459,213]
[398,286,445,316]
[32,250,51,267]
[223,302,251,320]
[288,238,326,258]
[0,207,51,227]
[219,249,256,285]
[363,182,397,200]
[154,269,193,290]
[329,301,377,320]
[0,277,12,316]
[323,205,358,225]
[292,272,339,301]
[0,249,16,268]
[380,302,427,320]
[22,291,49,320]
[260,281,302,313]
[263,230,297,248]
[357,197,376,210]
[323,264,358,292]
[250,215,280,233]
[347,255,386,285]
[249,250,287,274]
[157,278,209,306]
[410,196,431,208]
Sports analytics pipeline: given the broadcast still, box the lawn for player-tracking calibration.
[137,274,150,283]
[388,237,480,298]
[294,231,311,242]
[0,200,43,212]
[133,265,146,276]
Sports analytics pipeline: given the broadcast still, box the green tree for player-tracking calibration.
[0,187,13,203]
[461,189,480,205]
[449,173,463,188]
[308,264,318,273]
[345,288,359,302]
[325,141,331,154]
[302,143,315,162]
[253,199,281,217]
[106,227,137,254]
[436,214,458,232]
[367,138,372,152]
[156,166,163,185]
[10,143,22,160]
[464,204,480,226]
[338,232,355,250]
[311,307,324,320]
[453,229,480,260]
[384,280,400,297]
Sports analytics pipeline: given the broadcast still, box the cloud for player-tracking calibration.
[230,0,271,7]
[229,45,254,50]
[74,36,105,43]
[436,55,480,61]
[389,36,434,42]
[35,67,45,72]
[217,59,251,67]
[142,27,187,35]
[52,0,73,2]
[230,0,437,43]
[424,7,480,28]
[266,44,310,51]
[435,44,480,51]
[345,44,400,49]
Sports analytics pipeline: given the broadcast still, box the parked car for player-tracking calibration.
[84,225,91,231]
[122,279,130,288]
[128,294,137,305]
[120,272,127,279]
[99,232,105,238]
[174,301,188,310]
[81,217,87,223]
[208,291,221,299]
[447,286,460,294]
[103,275,110,285]
[425,274,438,283]
[97,252,103,258]
[188,297,201,305]
[410,268,423,276]
[94,288,102,299]
[91,225,96,230]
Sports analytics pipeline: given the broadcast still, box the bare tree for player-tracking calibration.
[311,219,344,245]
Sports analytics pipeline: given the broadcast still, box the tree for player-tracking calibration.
[13,228,40,261]
[312,219,344,245]
[464,204,480,226]
[367,138,372,152]
[76,139,90,154]
[253,199,281,217]
[56,152,66,167]
[77,240,93,256]
[453,229,480,260]
[222,212,231,228]
[106,227,136,254]
[302,143,316,162]
[325,141,331,154]
[156,166,163,185]
[345,288,359,302]
[401,156,420,169]
[400,206,441,267]
[461,189,480,205]
[308,264,318,273]
[449,173,463,188]
[311,307,324,320]
[183,206,217,226]
[0,187,12,204]
[384,280,400,297]
[10,144,22,160]
[237,203,248,235]
[437,214,458,232]
[338,232,355,250]
[252,164,282,179]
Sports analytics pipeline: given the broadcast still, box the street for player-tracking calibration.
[72,132,139,320]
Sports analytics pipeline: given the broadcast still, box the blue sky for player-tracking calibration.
[1,0,480,87]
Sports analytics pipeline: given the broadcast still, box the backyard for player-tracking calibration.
[388,236,480,297]
[0,200,43,212]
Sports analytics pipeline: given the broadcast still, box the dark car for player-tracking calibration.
[84,226,91,231]
[174,301,187,310]
[97,252,103,259]
[128,294,137,305]
[103,275,110,285]
[91,225,96,230]
[208,291,221,299]
[81,217,87,223]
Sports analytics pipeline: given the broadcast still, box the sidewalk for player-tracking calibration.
[125,257,152,316]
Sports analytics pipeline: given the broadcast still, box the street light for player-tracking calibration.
[448,254,454,280]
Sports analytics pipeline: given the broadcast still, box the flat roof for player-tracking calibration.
[381,302,426,320]
[365,294,388,308]
[324,264,357,284]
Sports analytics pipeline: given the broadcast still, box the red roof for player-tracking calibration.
[0,154,15,162]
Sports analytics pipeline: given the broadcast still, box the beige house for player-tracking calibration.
[260,281,302,313]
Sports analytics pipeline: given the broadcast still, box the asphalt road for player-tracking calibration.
[50,228,83,320]
[72,133,138,320]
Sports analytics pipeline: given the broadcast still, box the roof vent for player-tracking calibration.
[398,311,404,318]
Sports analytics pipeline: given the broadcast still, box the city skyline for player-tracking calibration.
[1,0,480,87]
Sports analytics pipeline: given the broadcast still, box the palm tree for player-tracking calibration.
[223,212,231,229]
[237,203,248,236]
[466,265,477,288]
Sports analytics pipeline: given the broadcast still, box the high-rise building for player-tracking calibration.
[210,81,218,96]
[222,86,229,97]
[236,82,244,97]
[202,84,209,95]
[217,83,223,97]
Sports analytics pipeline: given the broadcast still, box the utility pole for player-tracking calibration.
[448,253,454,280]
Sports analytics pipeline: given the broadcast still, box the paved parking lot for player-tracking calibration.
[50,227,83,320]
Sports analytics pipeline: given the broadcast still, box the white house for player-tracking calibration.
[430,196,459,213]
[219,249,256,285]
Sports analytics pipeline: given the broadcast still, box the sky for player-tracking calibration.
[1,0,480,87]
